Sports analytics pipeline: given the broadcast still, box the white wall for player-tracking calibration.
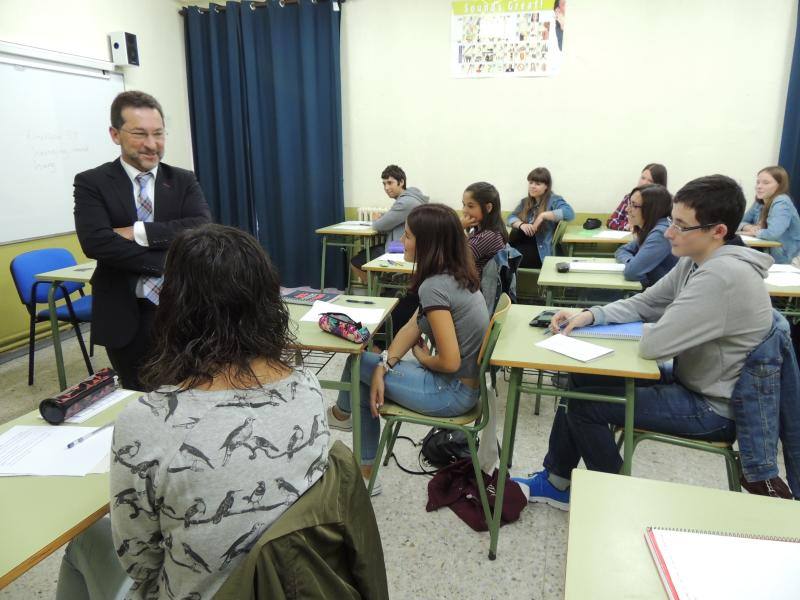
[341,0,798,213]
[0,0,194,169]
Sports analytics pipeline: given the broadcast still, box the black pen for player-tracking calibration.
[543,313,583,337]
[74,267,94,272]
[345,299,375,305]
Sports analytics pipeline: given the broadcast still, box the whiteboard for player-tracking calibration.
[0,56,124,244]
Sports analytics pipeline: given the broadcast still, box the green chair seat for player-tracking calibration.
[379,399,481,426]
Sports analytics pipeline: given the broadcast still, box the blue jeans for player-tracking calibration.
[543,373,736,478]
[337,352,479,464]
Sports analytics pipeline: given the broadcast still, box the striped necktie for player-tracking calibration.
[135,172,163,305]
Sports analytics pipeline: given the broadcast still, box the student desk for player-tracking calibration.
[487,304,660,559]
[564,469,800,599]
[766,279,800,320]
[287,296,397,465]
[537,256,642,306]
[361,254,414,296]
[315,222,383,293]
[35,261,97,391]
[0,390,138,589]
[561,225,631,256]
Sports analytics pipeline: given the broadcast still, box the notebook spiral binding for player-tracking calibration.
[652,527,800,544]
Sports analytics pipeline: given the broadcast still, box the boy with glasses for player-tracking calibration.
[514,175,775,509]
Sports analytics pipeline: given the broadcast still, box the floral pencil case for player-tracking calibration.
[318,312,371,344]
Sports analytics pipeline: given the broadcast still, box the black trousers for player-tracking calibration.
[509,228,542,269]
[105,299,157,392]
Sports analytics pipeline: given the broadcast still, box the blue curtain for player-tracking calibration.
[184,1,344,287]
[780,12,800,208]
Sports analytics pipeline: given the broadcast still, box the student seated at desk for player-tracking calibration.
[56,225,329,600]
[351,164,429,280]
[615,184,678,287]
[328,204,489,492]
[739,166,800,264]
[461,181,508,277]
[513,175,773,510]
[507,167,574,268]
[607,163,668,231]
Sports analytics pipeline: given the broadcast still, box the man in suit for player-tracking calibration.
[74,91,211,390]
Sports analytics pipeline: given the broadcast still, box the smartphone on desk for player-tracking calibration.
[529,310,557,328]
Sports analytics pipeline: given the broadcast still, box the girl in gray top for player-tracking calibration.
[56,225,329,600]
[329,204,489,490]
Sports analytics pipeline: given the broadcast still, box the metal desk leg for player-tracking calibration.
[545,288,553,306]
[350,353,362,466]
[320,235,328,291]
[48,281,67,391]
[488,366,522,560]
[621,378,635,475]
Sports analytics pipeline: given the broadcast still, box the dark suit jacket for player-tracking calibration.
[73,158,212,348]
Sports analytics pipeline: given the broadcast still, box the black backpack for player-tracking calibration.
[421,427,474,467]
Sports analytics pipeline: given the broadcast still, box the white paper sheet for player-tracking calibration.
[765,272,800,287]
[375,253,409,263]
[769,264,800,274]
[0,425,114,476]
[592,230,631,240]
[567,261,625,273]
[327,221,373,230]
[300,300,385,325]
[739,234,759,243]
[535,333,614,362]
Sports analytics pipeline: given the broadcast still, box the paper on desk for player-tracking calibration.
[568,261,625,273]
[739,234,759,243]
[535,333,614,362]
[592,230,631,240]
[769,264,800,274]
[0,425,114,476]
[300,300,385,325]
[765,272,800,287]
[375,253,410,263]
[36,388,131,424]
[327,221,372,230]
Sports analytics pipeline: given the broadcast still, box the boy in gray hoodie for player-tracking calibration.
[514,175,774,510]
[351,164,429,278]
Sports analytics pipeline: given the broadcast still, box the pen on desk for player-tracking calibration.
[66,422,114,450]
[74,267,93,272]
[345,299,375,305]
[543,312,582,337]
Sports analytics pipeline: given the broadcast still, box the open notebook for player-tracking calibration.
[570,321,643,340]
[645,527,800,600]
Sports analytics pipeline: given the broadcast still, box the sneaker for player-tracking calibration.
[740,476,793,499]
[327,405,352,432]
[512,470,570,511]
[364,478,382,497]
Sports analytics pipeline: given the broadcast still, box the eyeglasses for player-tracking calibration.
[666,216,722,234]
[118,128,167,141]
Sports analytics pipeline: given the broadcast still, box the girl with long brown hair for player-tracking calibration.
[328,204,489,491]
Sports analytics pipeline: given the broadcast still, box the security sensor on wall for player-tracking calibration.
[108,32,139,67]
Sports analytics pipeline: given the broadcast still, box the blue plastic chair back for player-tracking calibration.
[10,248,83,307]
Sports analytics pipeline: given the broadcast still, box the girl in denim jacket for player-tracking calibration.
[739,166,800,264]
[507,167,574,268]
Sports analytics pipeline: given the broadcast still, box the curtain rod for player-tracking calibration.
[179,0,343,15]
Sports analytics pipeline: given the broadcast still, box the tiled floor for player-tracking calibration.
[0,335,748,600]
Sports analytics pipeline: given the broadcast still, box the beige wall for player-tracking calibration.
[0,0,192,349]
[341,0,798,213]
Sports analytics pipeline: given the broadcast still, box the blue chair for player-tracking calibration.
[10,248,93,385]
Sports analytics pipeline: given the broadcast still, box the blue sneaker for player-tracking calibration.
[512,470,570,511]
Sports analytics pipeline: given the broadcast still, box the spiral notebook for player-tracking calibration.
[645,527,800,600]
[570,321,643,341]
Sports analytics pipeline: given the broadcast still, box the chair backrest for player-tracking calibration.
[9,248,81,306]
[477,292,511,372]
[551,219,569,254]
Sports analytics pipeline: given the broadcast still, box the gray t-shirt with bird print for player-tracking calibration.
[109,368,330,600]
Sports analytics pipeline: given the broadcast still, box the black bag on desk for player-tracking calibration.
[583,218,602,230]
[421,427,474,467]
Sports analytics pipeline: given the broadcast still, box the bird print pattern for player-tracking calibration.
[110,368,329,600]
